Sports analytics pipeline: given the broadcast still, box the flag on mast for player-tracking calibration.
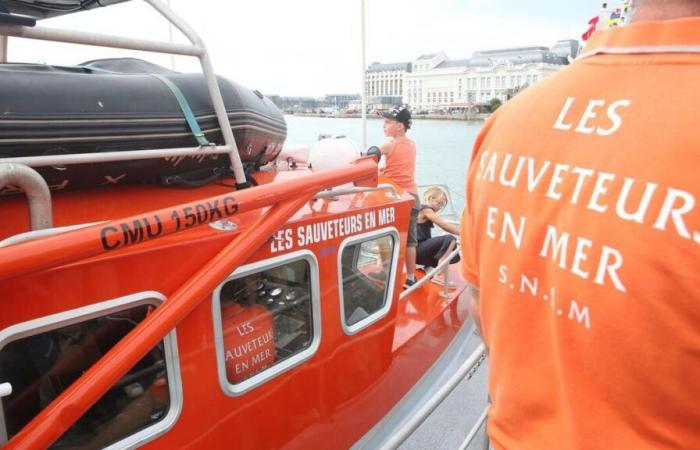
[581,15,600,41]
[581,1,631,42]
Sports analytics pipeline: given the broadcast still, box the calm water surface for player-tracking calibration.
[285,115,484,213]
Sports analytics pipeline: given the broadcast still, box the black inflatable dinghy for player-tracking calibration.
[0,58,287,191]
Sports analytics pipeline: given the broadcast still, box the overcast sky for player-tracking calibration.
[7,0,606,97]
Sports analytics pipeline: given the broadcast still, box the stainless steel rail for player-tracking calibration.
[0,23,201,56]
[144,0,246,186]
[459,405,489,450]
[0,163,52,230]
[400,245,461,299]
[1,146,232,168]
[417,183,461,221]
[313,183,398,200]
[0,35,7,63]
[376,343,486,450]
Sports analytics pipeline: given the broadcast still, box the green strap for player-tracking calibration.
[151,74,210,146]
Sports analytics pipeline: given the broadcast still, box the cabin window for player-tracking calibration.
[212,251,320,395]
[339,229,399,335]
[0,292,181,449]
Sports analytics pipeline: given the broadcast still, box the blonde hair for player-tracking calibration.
[423,186,448,208]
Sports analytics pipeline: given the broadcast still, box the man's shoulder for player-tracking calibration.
[395,137,416,149]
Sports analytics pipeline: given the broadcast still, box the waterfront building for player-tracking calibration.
[367,96,403,111]
[325,94,360,109]
[370,40,579,111]
[269,96,320,112]
[365,61,411,102]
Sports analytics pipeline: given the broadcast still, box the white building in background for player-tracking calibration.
[364,61,411,107]
[402,40,579,110]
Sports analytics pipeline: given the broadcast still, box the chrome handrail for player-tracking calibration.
[418,183,461,221]
[1,145,232,168]
[0,35,7,63]
[375,343,487,450]
[144,0,245,186]
[400,245,460,299]
[313,183,399,200]
[0,163,52,230]
[459,405,489,450]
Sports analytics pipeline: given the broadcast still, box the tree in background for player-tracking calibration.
[489,98,503,112]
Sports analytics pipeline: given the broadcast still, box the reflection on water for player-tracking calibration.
[284,115,484,213]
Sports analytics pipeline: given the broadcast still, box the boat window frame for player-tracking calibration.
[338,227,400,335]
[0,291,183,449]
[211,249,321,397]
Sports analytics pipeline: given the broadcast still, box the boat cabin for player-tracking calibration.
[0,160,469,449]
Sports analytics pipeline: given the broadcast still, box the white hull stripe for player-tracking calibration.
[578,45,700,60]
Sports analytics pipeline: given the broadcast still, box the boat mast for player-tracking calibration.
[0,36,7,63]
[360,0,367,149]
[166,0,175,69]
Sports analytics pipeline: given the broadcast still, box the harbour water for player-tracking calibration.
[285,115,484,213]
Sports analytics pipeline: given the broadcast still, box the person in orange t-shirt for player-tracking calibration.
[380,105,419,288]
[460,1,700,449]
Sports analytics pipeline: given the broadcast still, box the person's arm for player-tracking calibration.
[423,208,460,235]
[467,285,485,343]
[379,140,394,156]
[460,111,503,350]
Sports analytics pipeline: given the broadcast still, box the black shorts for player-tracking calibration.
[416,235,460,268]
[407,193,420,248]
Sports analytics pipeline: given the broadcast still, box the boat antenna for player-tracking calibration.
[0,35,7,63]
[166,0,175,69]
[360,0,367,149]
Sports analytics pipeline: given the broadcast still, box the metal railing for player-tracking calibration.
[400,245,461,299]
[417,183,462,224]
[459,405,490,450]
[1,145,233,169]
[313,183,399,200]
[0,35,7,63]
[0,163,52,230]
[0,0,248,186]
[373,343,487,450]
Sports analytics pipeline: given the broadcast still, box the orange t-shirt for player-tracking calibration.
[383,137,417,194]
[461,18,700,450]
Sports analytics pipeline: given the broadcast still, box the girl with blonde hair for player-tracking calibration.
[416,186,460,285]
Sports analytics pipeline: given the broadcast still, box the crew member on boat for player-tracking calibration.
[461,1,700,448]
[379,105,420,288]
[416,186,460,286]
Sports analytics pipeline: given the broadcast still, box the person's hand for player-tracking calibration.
[364,146,381,160]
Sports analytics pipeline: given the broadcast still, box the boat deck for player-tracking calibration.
[393,263,467,352]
